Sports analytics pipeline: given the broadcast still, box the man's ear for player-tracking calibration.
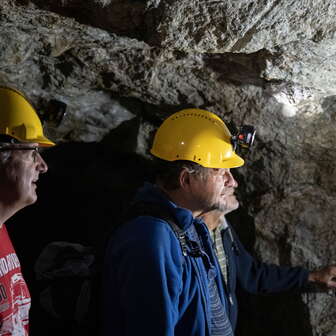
[179,168,192,191]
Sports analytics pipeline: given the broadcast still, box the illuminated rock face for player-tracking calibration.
[2,1,336,335]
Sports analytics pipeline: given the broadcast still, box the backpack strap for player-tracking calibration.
[165,218,189,256]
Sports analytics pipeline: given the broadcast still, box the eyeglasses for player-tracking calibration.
[0,146,41,162]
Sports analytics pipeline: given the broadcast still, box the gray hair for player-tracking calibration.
[0,141,33,165]
[0,143,14,164]
[154,159,211,191]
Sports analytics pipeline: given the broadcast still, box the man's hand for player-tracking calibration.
[308,266,336,288]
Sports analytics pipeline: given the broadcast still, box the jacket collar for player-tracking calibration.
[134,182,195,231]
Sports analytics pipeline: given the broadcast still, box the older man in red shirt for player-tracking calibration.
[0,86,54,335]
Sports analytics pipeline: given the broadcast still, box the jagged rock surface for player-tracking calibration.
[2,1,336,335]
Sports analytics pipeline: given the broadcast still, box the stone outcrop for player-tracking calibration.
[2,0,336,335]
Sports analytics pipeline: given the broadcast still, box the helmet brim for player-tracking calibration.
[17,135,55,147]
[216,152,244,169]
[37,137,56,147]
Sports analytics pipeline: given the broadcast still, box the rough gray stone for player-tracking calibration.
[2,0,336,335]
[145,0,336,53]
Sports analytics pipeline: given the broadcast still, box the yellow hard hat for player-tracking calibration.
[150,108,244,168]
[0,87,55,146]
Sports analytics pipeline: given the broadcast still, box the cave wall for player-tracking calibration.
[2,1,336,335]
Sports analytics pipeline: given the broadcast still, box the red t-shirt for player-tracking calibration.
[0,224,30,335]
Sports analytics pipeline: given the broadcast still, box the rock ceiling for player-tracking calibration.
[1,1,336,335]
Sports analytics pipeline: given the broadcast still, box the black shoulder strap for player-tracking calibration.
[125,201,189,256]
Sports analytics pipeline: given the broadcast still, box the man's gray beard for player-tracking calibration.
[209,201,239,215]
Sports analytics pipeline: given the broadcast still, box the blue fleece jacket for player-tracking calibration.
[102,183,309,335]
[102,182,228,336]
[221,224,309,329]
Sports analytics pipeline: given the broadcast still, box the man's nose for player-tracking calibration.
[225,171,238,188]
[36,153,48,174]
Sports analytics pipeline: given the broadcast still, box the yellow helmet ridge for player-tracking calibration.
[0,87,55,146]
[150,108,244,168]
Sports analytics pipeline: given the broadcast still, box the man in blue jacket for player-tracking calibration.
[201,206,336,331]
[102,108,336,336]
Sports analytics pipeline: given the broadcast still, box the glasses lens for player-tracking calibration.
[32,148,39,162]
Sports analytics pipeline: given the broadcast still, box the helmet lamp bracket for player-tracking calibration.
[231,125,256,152]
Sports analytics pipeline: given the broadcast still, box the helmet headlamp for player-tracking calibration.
[231,125,256,152]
